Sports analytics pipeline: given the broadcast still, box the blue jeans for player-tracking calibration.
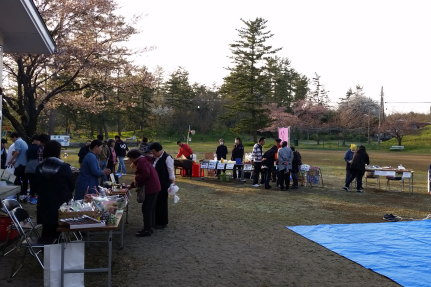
[117,157,126,174]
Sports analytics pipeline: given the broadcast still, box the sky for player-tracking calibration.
[117,0,431,114]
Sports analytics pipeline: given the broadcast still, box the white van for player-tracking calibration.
[50,135,70,147]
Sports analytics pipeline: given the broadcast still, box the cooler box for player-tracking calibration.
[192,163,204,177]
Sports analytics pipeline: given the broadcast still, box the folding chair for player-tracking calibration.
[1,199,46,278]
[0,199,23,256]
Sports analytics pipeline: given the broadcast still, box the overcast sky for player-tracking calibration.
[118,0,431,114]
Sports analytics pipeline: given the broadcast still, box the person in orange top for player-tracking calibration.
[176,141,193,160]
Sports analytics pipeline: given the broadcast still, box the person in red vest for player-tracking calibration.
[176,141,193,160]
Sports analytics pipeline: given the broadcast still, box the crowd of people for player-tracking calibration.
[205,137,302,190]
[0,133,176,241]
[0,131,372,241]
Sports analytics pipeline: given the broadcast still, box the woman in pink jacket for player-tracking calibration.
[127,149,161,237]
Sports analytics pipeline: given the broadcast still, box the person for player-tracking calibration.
[277,141,294,190]
[97,135,110,183]
[74,140,111,200]
[5,141,15,173]
[343,145,370,193]
[149,142,175,229]
[262,143,278,189]
[106,139,117,176]
[231,137,244,180]
[1,138,7,169]
[216,138,228,176]
[114,135,128,175]
[251,137,265,187]
[78,140,91,166]
[344,144,357,187]
[290,146,302,189]
[8,132,28,201]
[272,138,282,183]
[25,135,42,204]
[176,140,193,160]
[139,137,150,155]
[127,149,161,237]
[34,140,74,243]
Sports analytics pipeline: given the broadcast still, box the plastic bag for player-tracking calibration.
[168,184,179,195]
[173,195,180,204]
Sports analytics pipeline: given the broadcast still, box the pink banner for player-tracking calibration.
[278,127,290,143]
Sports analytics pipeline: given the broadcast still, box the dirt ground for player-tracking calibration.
[1,149,430,286]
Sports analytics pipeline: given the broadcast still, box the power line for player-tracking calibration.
[384,102,431,104]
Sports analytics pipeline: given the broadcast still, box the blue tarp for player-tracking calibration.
[287,220,431,287]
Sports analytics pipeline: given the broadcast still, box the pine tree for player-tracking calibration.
[220,18,281,141]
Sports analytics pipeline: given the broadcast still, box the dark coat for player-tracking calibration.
[231,143,244,161]
[154,152,172,191]
[262,145,278,167]
[350,148,369,172]
[133,156,161,195]
[216,145,228,160]
[35,157,74,226]
[114,140,128,157]
[292,150,302,173]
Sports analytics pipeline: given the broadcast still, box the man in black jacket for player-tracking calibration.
[216,138,228,176]
[231,137,244,180]
[149,142,175,229]
[114,135,128,175]
[262,145,278,189]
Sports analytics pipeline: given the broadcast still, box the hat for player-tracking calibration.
[350,144,357,151]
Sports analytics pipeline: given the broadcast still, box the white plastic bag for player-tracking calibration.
[173,194,180,204]
[168,183,179,195]
[44,242,85,287]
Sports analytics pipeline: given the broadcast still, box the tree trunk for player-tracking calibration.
[48,110,56,135]
[397,136,402,146]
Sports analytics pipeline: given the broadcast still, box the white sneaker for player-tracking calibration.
[252,184,260,187]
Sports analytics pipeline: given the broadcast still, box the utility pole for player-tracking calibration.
[378,86,385,144]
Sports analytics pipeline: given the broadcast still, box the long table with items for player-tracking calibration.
[365,166,414,192]
[56,189,129,287]
[199,160,253,181]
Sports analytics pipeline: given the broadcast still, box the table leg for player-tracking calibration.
[120,213,125,249]
[108,230,112,287]
[61,241,65,287]
[125,204,129,224]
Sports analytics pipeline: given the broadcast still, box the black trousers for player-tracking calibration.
[291,171,299,187]
[263,166,273,188]
[277,169,291,189]
[14,165,28,195]
[155,189,168,226]
[142,192,159,231]
[345,169,365,190]
[252,162,263,185]
[345,169,352,186]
